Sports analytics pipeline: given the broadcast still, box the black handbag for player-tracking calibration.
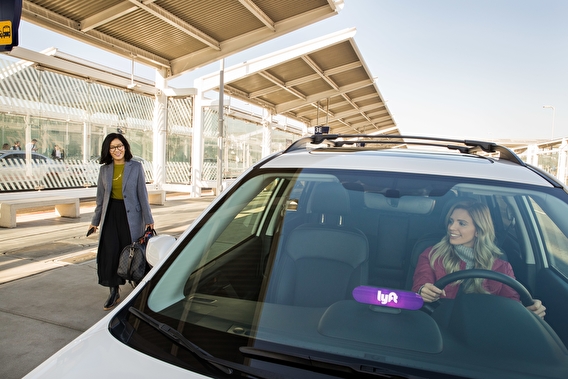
[117,227,156,286]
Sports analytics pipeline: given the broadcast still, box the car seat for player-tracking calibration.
[268,182,369,307]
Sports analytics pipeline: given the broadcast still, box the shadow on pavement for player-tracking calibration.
[0,192,214,378]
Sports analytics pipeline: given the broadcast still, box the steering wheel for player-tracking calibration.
[422,269,534,313]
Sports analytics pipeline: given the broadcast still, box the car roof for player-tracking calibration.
[259,134,554,187]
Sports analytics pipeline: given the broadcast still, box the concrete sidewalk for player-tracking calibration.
[0,191,214,379]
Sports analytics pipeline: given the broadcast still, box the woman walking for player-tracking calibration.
[89,133,154,310]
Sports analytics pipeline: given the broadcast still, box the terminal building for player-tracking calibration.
[0,1,565,195]
[0,0,401,196]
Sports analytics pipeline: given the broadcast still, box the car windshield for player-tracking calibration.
[114,167,568,379]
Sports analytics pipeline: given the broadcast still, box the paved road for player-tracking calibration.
[0,191,214,379]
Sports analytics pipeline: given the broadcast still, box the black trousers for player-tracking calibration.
[97,199,132,287]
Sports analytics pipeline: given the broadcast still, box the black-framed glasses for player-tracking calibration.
[110,144,124,152]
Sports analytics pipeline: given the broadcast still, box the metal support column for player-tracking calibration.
[152,67,168,189]
[190,85,204,198]
[217,59,225,195]
[558,139,568,185]
[262,108,272,158]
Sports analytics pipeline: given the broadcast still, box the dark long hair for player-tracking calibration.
[99,133,133,165]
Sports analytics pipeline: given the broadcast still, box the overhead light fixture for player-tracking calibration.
[127,55,139,89]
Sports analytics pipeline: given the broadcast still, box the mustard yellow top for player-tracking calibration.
[111,164,124,199]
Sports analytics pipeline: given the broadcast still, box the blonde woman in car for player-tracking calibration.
[412,199,546,318]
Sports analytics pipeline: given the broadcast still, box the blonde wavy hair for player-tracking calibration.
[428,200,503,294]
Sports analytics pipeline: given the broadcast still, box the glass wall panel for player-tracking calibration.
[0,113,25,150]
[35,119,83,160]
[225,115,263,178]
[538,151,559,178]
[0,55,156,190]
[203,107,219,182]
[271,128,297,153]
[201,107,303,182]
[166,97,193,184]
[0,53,308,192]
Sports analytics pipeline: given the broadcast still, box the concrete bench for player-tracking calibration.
[147,189,166,205]
[0,196,80,228]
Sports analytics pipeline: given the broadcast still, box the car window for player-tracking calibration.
[529,198,568,278]
[123,169,568,379]
[147,173,291,311]
[4,153,24,160]
[203,178,283,262]
[33,153,47,162]
[1,152,49,162]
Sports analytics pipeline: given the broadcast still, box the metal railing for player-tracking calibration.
[0,159,194,192]
[0,159,100,191]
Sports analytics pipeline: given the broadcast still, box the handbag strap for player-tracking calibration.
[137,227,157,245]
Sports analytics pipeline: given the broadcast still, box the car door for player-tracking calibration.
[0,152,24,179]
[512,194,568,346]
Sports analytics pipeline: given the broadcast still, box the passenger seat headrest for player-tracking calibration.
[310,182,350,215]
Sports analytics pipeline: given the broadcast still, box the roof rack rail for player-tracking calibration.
[284,134,526,166]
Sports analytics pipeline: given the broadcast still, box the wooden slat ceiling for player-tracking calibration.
[204,30,397,135]
[21,0,341,77]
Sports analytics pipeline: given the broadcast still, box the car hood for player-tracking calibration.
[23,315,209,379]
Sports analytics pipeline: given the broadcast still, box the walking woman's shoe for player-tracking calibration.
[103,286,120,311]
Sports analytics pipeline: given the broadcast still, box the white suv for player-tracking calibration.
[27,135,568,379]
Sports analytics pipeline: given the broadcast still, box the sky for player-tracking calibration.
[13,0,568,141]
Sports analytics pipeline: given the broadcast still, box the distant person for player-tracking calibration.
[25,139,38,152]
[51,145,64,160]
[88,133,154,311]
[2,143,9,150]
[413,199,546,318]
[10,141,21,150]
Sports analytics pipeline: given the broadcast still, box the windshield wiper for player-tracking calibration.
[128,307,283,379]
[240,346,417,378]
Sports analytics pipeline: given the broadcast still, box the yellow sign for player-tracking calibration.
[0,21,13,46]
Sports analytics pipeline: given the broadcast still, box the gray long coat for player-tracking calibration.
[91,160,154,242]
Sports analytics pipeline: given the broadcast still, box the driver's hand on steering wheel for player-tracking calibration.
[527,299,546,319]
[418,283,446,303]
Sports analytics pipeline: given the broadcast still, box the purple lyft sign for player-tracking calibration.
[352,286,424,310]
